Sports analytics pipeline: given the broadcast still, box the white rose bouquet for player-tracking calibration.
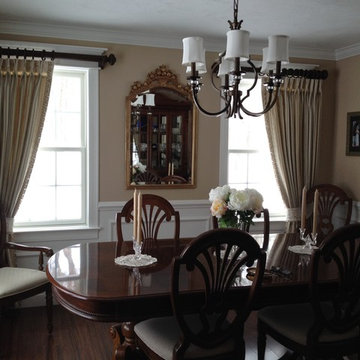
[132,162,147,183]
[209,185,263,229]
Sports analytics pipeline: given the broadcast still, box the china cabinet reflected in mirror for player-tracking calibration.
[126,65,197,188]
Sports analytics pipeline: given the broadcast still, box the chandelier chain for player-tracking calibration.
[228,0,242,30]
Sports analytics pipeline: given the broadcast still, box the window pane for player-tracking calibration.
[41,73,83,148]
[29,151,56,186]
[57,151,82,185]
[229,115,267,150]
[228,153,249,184]
[57,186,82,220]
[52,75,82,113]
[16,186,56,222]
[55,112,82,147]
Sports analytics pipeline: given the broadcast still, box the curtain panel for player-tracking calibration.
[263,77,323,232]
[0,59,54,264]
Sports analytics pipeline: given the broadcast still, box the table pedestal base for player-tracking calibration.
[110,322,140,360]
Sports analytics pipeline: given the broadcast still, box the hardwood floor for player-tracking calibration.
[0,305,289,360]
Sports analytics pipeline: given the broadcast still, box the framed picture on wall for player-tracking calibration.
[346,112,360,156]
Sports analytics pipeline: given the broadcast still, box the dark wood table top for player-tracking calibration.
[46,233,337,322]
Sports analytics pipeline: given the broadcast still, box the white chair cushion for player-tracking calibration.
[258,302,359,345]
[0,267,48,299]
[134,315,235,360]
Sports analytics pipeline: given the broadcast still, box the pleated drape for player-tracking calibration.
[263,77,323,232]
[0,59,54,265]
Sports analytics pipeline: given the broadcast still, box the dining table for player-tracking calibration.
[46,233,338,360]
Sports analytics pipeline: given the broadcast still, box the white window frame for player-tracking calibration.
[219,98,286,222]
[14,61,99,231]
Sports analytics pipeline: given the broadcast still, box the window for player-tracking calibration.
[220,78,285,215]
[15,65,98,228]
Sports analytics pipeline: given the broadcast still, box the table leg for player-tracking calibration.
[110,322,137,360]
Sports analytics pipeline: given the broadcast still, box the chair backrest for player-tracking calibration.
[116,194,180,255]
[212,209,270,251]
[160,175,188,184]
[171,228,266,358]
[307,184,352,242]
[309,223,360,346]
[133,170,161,184]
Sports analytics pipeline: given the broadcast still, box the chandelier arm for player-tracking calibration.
[210,52,227,92]
[240,60,259,104]
[262,87,280,112]
[210,68,222,92]
[239,87,280,117]
[225,92,233,118]
[192,90,231,117]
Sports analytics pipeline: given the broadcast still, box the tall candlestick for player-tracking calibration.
[133,189,138,240]
[312,189,320,235]
[137,191,142,243]
[171,162,174,175]
[168,163,171,176]
[301,186,307,230]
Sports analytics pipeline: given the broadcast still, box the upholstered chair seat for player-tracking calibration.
[258,302,359,346]
[0,267,49,299]
[0,204,54,334]
[135,314,235,360]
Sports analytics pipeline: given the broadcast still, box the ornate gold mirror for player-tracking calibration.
[126,65,197,188]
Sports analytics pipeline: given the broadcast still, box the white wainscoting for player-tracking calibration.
[12,199,360,307]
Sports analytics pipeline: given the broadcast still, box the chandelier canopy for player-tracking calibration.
[182,0,290,119]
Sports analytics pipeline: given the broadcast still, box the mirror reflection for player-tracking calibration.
[126,65,197,188]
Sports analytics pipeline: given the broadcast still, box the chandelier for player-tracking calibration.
[131,91,156,115]
[181,0,289,118]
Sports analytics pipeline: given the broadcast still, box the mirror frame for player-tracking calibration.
[125,65,197,189]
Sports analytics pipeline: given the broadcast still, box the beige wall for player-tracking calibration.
[333,55,360,200]
[1,34,344,202]
[99,43,221,201]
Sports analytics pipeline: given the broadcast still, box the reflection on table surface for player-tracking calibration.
[47,233,336,301]
[47,240,179,299]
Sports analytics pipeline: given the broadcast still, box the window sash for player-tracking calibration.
[15,65,99,229]
[219,84,285,216]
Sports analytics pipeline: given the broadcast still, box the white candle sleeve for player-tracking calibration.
[301,186,307,229]
[137,191,142,243]
[312,190,320,234]
[133,189,138,240]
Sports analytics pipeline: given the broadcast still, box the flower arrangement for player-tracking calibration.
[209,185,264,229]
[131,162,146,183]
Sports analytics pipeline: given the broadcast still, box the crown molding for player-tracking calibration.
[0,20,183,49]
[1,19,359,61]
[335,42,360,61]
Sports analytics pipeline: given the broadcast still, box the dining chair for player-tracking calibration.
[134,228,266,360]
[116,194,180,255]
[0,204,54,333]
[306,183,352,243]
[257,223,360,360]
[133,170,161,184]
[161,175,188,184]
[213,208,270,251]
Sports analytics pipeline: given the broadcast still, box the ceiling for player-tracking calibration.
[0,0,360,60]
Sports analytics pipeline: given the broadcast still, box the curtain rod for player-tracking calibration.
[241,66,328,80]
[0,47,116,69]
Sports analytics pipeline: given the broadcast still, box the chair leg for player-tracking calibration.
[257,321,266,360]
[46,285,53,334]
